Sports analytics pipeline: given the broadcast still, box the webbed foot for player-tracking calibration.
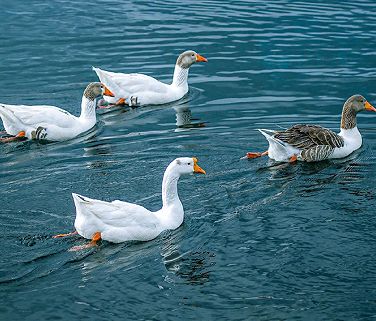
[52,231,78,238]
[289,155,298,163]
[0,131,26,143]
[242,151,268,159]
[69,232,101,251]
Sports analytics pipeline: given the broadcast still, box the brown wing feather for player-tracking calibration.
[301,145,334,162]
[274,124,344,149]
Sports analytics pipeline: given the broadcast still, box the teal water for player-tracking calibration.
[1,1,376,320]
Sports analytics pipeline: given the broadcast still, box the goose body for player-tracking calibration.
[0,83,109,142]
[93,50,207,107]
[68,157,206,245]
[246,95,375,162]
[258,125,361,162]
[331,127,362,159]
[72,193,166,243]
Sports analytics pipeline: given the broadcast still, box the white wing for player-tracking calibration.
[93,67,169,98]
[0,103,77,128]
[73,193,159,229]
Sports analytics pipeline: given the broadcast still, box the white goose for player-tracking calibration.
[245,95,376,162]
[0,83,114,142]
[53,157,206,251]
[93,50,207,107]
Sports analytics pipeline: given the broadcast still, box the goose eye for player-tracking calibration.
[188,162,191,165]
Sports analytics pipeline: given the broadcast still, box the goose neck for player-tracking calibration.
[80,96,97,120]
[340,104,357,130]
[172,65,189,87]
[161,166,181,208]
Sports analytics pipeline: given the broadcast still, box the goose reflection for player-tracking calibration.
[97,95,207,131]
[174,104,206,131]
[82,134,114,170]
[256,149,369,202]
[160,231,215,285]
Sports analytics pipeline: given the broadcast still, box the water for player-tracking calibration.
[1,0,376,320]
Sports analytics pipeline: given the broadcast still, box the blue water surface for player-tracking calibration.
[1,1,376,320]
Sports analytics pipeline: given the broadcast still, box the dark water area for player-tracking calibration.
[1,1,376,320]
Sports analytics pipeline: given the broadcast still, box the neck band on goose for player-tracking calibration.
[80,96,97,119]
[161,165,181,208]
[340,103,357,130]
[172,65,189,87]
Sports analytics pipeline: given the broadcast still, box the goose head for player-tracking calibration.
[344,95,376,113]
[83,82,114,101]
[172,157,206,175]
[341,95,375,129]
[176,50,208,69]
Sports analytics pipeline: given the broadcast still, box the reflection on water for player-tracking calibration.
[161,236,215,286]
[83,136,114,169]
[174,104,206,131]
[163,250,215,285]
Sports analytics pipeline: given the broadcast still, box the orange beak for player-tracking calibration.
[103,85,115,97]
[365,101,376,112]
[193,157,206,174]
[196,53,208,63]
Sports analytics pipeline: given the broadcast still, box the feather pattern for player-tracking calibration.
[274,124,344,149]
[300,145,334,162]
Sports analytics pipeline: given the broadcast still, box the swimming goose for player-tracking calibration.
[53,157,206,251]
[0,83,113,142]
[245,95,376,162]
[93,50,207,107]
